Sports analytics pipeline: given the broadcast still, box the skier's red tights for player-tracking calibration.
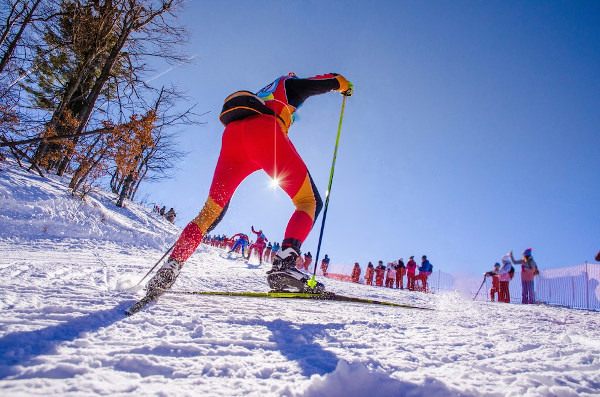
[170,115,321,263]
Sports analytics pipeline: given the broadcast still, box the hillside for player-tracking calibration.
[1,161,599,397]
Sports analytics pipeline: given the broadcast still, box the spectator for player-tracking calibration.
[165,208,176,223]
[248,226,268,264]
[497,254,513,303]
[406,256,417,290]
[375,261,386,287]
[365,262,374,286]
[270,242,280,263]
[153,205,160,213]
[302,252,313,271]
[416,255,433,292]
[321,254,330,276]
[395,258,406,289]
[510,248,539,304]
[385,262,396,288]
[595,250,600,262]
[351,262,361,283]
[264,242,272,263]
[485,263,500,301]
[159,206,166,216]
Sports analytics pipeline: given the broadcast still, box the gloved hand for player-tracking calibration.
[342,81,353,97]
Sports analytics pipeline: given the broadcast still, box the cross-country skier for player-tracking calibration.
[247,226,268,264]
[229,233,250,256]
[145,73,352,297]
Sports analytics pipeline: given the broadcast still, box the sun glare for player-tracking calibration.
[270,177,280,189]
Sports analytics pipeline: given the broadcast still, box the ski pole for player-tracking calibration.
[472,275,487,300]
[135,242,175,286]
[307,95,347,289]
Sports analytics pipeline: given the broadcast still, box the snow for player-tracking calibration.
[1,161,600,396]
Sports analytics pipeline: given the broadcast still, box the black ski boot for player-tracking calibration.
[266,242,325,293]
[146,258,183,297]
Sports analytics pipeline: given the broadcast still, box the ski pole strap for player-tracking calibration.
[309,95,347,288]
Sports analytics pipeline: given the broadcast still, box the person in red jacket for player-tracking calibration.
[365,262,374,286]
[375,261,386,287]
[406,256,417,290]
[144,73,352,296]
[247,226,268,264]
[486,263,500,301]
[351,262,361,283]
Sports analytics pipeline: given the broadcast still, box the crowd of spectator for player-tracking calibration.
[201,231,438,294]
[349,255,434,292]
[483,248,539,304]
[153,205,176,224]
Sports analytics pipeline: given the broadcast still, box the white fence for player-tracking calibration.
[329,262,600,311]
[471,263,600,311]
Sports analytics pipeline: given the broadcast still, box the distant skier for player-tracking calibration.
[229,233,250,256]
[247,226,268,264]
[365,262,375,286]
[264,242,273,263]
[145,72,353,296]
[320,254,330,277]
[351,262,361,283]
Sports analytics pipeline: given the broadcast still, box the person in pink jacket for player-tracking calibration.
[406,256,417,291]
[497,254,513,303]
[510,248,539,304]
[385,262,396,288]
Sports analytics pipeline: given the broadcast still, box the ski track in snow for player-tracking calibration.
[1,162,600,396]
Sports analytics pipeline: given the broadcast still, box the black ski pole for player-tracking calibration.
[135,243,175,286]
[308,95,347,289]
[472,275,487,300]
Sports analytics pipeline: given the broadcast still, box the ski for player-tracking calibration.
[125,294,156,316]
[158,289,434,310]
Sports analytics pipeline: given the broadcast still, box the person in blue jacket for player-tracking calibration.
[229,233,249,256]
[416,255,433,292]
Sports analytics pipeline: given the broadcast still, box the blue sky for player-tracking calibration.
[138,0,600,276]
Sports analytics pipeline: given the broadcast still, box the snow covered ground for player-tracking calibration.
[1,161,600,396]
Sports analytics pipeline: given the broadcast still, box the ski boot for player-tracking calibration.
[267,245,325,293]
[146,258,183,298]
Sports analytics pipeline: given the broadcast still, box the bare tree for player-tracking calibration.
[24,0,189,174]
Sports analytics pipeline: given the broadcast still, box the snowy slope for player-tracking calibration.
[1,161,600,397]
